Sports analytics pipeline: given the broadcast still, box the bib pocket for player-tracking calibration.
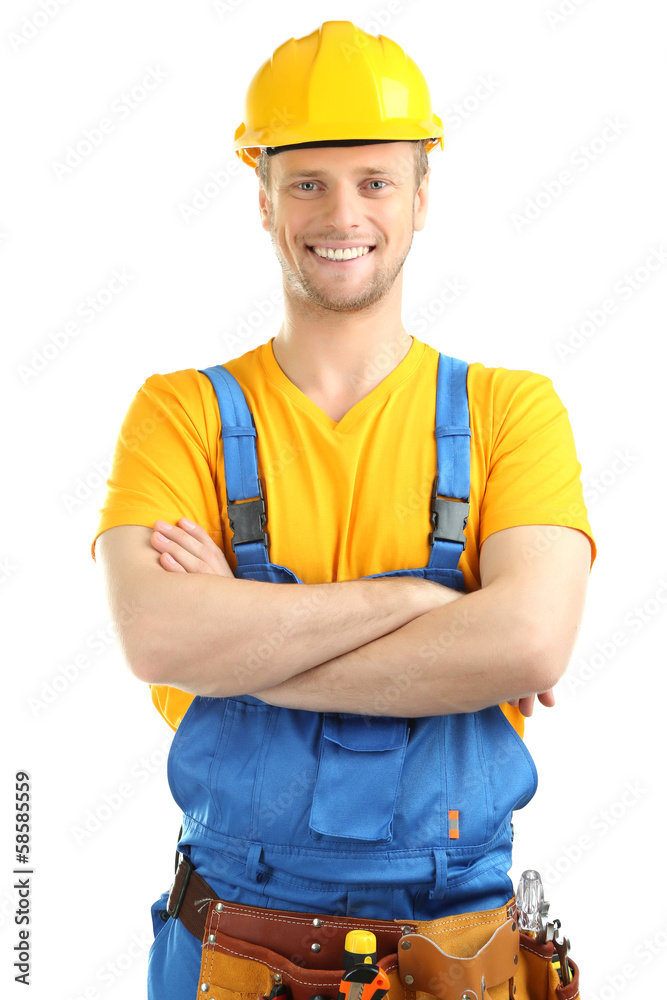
[309,714,409,843]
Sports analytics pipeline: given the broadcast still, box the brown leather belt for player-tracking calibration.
[166,856,526,994]
[167,856,415,969]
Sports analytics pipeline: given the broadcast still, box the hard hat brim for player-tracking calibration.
[236,133,444,168]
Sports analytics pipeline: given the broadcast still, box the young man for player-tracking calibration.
[93,21,595,999]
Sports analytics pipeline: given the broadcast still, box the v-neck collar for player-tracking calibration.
[259,336,426,433]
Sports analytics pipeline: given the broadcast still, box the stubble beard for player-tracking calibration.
[268,204,415,314]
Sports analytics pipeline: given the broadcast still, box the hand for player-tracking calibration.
[507,688,556,717]
[151,518,235,578]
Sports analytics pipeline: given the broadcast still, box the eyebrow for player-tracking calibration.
[279,165,407,182]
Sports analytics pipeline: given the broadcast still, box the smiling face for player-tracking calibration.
[257,142,430,314]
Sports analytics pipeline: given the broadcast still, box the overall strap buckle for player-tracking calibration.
[227,478,269,553]
[429,476,469,549]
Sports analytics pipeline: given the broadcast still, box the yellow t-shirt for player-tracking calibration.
[92,337,596,736]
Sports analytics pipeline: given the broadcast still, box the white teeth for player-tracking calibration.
[312,246,371,260]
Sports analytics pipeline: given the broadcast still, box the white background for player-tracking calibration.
[2,1,665,997]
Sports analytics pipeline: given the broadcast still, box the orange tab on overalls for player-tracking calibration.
[448,809,460,839]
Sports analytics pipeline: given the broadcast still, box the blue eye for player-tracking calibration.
[295,180,388,192]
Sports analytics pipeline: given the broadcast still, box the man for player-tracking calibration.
[93,21,595,999]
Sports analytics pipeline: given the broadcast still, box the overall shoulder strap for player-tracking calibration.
[198,365,270,569]
[428,354,471,571]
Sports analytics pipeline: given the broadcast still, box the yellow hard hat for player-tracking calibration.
[234,21,444,168]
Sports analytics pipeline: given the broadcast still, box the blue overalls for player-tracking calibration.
[147,353,538,998]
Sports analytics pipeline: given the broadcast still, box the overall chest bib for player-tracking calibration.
[166,354,538,919]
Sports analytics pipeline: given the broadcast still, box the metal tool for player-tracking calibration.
[552,921,572,986]
[515,869,572,986]
[516,869,549,936]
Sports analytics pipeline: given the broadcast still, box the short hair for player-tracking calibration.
[256,138,430,199]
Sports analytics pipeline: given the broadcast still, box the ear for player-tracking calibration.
[258,180,271,232]
[413,166,430,233]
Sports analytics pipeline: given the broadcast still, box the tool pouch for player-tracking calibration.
[515,934,580,1000]
[194,898,580,1000]
[196,926,395,1000]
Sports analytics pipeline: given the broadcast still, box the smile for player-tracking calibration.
[308,246,374,261]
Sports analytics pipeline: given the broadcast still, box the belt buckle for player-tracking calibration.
[167,855,194,920]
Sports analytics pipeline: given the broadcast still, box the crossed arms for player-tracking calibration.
[95,518,591,717]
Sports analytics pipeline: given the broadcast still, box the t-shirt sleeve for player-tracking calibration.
[476,368,596,568]
[91,370,223,561]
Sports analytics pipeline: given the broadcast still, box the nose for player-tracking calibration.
[318,180,362,234]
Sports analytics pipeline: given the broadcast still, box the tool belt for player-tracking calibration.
[167,858,580,1000]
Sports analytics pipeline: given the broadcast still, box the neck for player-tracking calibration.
[271,272,413,410]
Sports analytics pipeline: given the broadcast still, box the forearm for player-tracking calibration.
[253,581,559,716]
[128,569,461,697]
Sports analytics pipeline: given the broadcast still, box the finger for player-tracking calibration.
[519,694,536,717]
[152,532,195,572]
[177,518,234,577]
[176,517,215,543]
[153,519,213,563]
[178,519,232,560]
[152,520,233,577]
[537,688,556,708]
[159,551,187,573]
[151,525,214,574]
